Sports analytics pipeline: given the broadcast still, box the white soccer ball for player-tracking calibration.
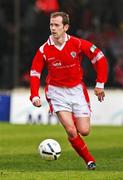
[38,139,61,160]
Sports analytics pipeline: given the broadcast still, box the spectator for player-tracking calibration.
[113,57,123,87]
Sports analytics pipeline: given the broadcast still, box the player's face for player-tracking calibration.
[50,16,69,39]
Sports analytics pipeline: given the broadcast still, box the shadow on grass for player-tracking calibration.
[0,148,123,172]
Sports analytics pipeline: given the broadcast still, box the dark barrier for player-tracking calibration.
[0,95,10,121]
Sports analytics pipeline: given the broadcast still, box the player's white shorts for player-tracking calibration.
[45,84,91,118]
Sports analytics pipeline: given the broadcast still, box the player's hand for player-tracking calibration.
[32,97,42,107]
[94,87,105,102]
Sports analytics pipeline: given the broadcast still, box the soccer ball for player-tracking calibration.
[38,139,61,160]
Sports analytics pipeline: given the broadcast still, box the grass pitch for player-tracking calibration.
[0,123,123,180]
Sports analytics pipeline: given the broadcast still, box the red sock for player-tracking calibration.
[68,134,95,163]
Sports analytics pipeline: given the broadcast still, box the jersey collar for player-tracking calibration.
[47,33,70,45]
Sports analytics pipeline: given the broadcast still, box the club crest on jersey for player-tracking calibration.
[70,51,76,58]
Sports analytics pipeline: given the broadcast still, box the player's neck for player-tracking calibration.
[52,34,66,46]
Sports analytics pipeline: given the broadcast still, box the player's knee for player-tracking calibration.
[80,128,90,136]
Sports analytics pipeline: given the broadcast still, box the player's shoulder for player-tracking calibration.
[70,35,93,49]
[39,41,48,53]
[69,35,86,48]
[70,35,81,42]
[70,35,87,44]
[72,34,90,40]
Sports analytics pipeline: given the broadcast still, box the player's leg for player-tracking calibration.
[57,111,96,169]
[68,116,95,163]
[68,84,96,169]
[56,111,78,138]
[74,116,96,169]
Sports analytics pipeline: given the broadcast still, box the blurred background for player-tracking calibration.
[0,0,123,124]
[0,0,123,89]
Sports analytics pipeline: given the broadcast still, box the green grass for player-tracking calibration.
[0,123,123,180]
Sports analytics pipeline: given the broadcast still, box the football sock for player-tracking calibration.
[68,134,95,163]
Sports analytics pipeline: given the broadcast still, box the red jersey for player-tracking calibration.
[30,34,108,100]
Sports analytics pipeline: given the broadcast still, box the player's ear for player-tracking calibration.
[64,24,69,32]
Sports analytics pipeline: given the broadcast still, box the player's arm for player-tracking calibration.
[30,50,45,107]
[80,39,108,102]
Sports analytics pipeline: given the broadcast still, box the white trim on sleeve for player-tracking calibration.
[32,96,40,103]
[91,52,104,64]
[96,82,104,88]
[30,70,41,79]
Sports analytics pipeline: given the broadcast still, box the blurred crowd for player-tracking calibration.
[0,0,123,89]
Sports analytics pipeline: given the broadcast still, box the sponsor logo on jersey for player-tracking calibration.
[90,45,97,53]
[52,61,62,67]
[70,51,76,58]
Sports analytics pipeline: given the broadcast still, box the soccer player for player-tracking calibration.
[30,12,108,170]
